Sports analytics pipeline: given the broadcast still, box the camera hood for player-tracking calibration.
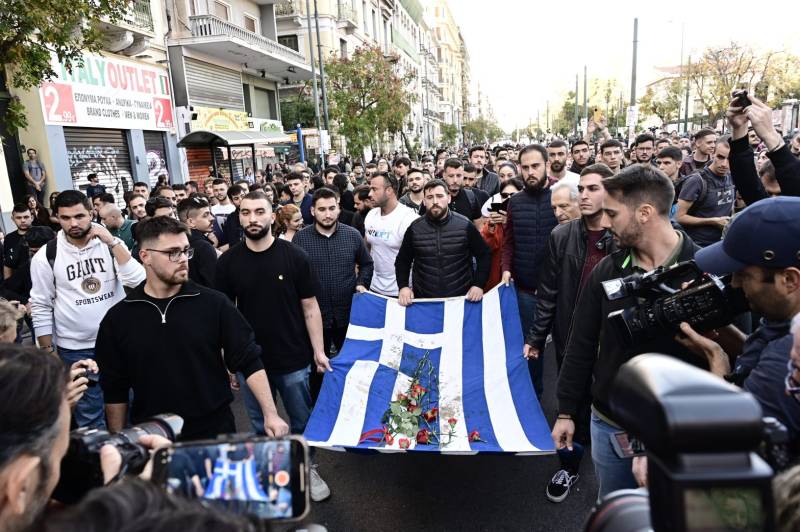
[610,354,763,456]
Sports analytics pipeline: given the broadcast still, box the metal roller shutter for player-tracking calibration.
[143,130,170,187]
[185,58,244,110]
[64,127,132,209]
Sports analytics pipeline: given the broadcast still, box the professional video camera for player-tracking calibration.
[585,354,781,532]
[52,413,183,504]
[602,260,749,345]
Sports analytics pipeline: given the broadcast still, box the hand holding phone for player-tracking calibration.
[152,436,310,523]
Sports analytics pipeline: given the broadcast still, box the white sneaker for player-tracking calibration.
[309,464,331,502]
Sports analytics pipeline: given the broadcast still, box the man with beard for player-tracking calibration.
[96,216,288,441]
[127,194,147,221]
[470,146,500,195]
[421,159,482,223]
[399,167,425,213]
[4,204,34,280]
[568,140,593,174]
[524,163,616,503]
[633,133,656,164]
[214,191,331,502]
[501,144,558,398]
[351,184,371,236]
[294,187,373,397]
[30,190,146,428]
[210,179,235,228]
[599,139,625,175]
[547,140,579,184]
[395,179,491,305]
[553,164,699,500]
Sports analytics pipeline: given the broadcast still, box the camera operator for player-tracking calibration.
[727,93,800,206]
[675,196,800,450]
[553,164,701,499]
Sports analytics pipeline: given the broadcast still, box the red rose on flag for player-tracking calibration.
[398,438,410,449]
[469,430,481,442]
[448,417,458,426]
[422,407,438,422]
[397,393,408,402]
[416,429,430,444]
[385,433,394,445]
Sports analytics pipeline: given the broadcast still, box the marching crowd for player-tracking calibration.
[2,91,800,531]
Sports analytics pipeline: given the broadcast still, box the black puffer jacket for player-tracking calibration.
[526,218,616,359]
[395,211,491,298]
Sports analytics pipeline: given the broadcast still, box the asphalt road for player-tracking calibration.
[231,344,599,532]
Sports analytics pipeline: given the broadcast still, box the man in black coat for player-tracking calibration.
[395,179,491,306]
[177,197,218,288]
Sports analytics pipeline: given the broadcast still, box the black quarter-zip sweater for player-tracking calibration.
[96,280,264,437]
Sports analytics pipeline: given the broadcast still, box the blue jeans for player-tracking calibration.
[516,288,543,398]
[590,412,636,500]
[238,366,313,435]
[58,347,106,429]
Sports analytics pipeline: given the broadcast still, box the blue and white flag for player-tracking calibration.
[304,285,555,455]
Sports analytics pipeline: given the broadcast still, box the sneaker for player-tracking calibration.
[309,464,331,502]
[546,469,579,503]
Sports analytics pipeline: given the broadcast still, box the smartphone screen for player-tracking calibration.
[153,437,308,521]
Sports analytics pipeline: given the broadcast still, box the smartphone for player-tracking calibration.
[732,89,750,109]
[152,435,309,522]
[610,431,646,458]
[593,108,603,123]
[489,198,509,213]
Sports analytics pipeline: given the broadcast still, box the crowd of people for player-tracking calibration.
[1,91,800,531]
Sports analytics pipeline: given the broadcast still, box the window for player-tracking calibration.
[243,14,257,33]
[340,38,348,59]
[278,35,299,51]
[362,1,368,33]
[213,0,230,20]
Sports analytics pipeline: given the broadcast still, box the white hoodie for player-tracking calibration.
[30,229,146,350]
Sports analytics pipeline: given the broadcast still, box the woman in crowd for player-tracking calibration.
[265,183,279,210]
[480,178,524,290]
[332,173,355,212]
[25,194,52,227]
[274,204,302,242]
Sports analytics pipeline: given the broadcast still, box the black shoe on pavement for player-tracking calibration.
[546,469,579,503]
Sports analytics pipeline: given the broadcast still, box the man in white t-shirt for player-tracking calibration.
[364,173,418,296]
[210,179,236,228]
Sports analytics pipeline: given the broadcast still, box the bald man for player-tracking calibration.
[99,204,136,249]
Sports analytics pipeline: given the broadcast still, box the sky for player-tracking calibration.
[447,0,800,132]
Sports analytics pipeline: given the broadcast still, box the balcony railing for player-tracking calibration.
[115,0,154,32]
[275,0,305,17]
[337,2,358,27]
[189,15,307,64]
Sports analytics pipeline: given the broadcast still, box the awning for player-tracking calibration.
[178,129,292,148]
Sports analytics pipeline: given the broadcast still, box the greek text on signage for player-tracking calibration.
[40,53,174,131]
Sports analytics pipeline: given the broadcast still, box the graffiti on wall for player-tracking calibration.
[146,149,169,187]
[67,145,132,206]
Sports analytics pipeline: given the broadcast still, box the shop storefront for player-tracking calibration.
[20,51,181,207]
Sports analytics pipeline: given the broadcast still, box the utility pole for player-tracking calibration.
[629,17,639,142]
[305,0,323,165]
[684,55,691,132]
[313,0,330,132]
[583,65,588,132]
[678,22,685,133]
[574,74,579,136]
[546,100,550,135]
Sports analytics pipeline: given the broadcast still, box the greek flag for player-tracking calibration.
[203,457,270,501]
[304,285,555,454]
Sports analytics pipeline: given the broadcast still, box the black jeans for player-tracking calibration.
[310,326,348,403]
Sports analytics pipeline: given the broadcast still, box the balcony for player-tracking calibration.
[275,0,306,27]
[98,0,154,35]
[337,2,358,31]
[175,15,312,83]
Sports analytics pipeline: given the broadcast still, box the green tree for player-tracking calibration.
[0,0,128,133]
[553,91,577,137]
[279,85,317,131]
[440,123,458,146]
[462,116,505,145]
[324,45,415,157]
[638,78,683,126]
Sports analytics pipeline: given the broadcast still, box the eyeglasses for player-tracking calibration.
[500,192,514,199]
[786,360,800,403]
[146,247,194,262]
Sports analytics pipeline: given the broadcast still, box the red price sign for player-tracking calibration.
[153,97,174,129]
[41,83,77,124]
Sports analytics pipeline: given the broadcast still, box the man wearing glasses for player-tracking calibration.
[632,133,657,165]
[95,216,289,441]
[675,196,800,454]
